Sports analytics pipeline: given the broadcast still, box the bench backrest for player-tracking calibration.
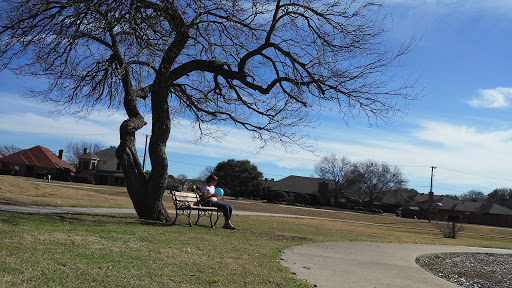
[171,191,200,209]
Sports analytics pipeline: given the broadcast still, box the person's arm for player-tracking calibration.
[201,192,215,200]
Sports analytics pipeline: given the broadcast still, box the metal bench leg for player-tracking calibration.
[172,209,179,225]
[210,211,222,228]
[209,211,215,228]
[186,209,192,227]
[195,211,200,225]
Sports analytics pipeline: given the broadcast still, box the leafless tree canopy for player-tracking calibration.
[350,160,406,208]
[65,141,105,168]
[459,190,486,203]
[0,0,417,221]
[1,0,416,143]
[0,144,23,156]
[315,154,352,188]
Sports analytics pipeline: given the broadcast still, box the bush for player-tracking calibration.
[71,174,95,184]
[295,193,311,205]
[433,216,464,239]
[272,191,288,203]
[369,208,383,214]
[309,194,322,206]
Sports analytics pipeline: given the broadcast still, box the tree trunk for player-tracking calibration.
[116,114,172,222]
[115,66,172,222]
[114,19,185,222]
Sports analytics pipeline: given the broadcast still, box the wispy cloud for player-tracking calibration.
[0,112,121,146]
[468,87,512,109]
[2,92,512,193]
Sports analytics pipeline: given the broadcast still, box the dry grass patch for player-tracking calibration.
[0,175,140,208]
[2,175,511,242]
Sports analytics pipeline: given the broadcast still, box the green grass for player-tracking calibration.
[1,212,511,287]
[1,176,512,287]
[0,213,311,287]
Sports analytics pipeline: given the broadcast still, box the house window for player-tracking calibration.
[116,162,122,171]
[289,192,295,199]
[91,162,96,170]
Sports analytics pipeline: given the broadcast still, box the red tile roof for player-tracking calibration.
[1,145,76,172]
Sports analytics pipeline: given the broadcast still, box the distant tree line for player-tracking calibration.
[450,188,512,210]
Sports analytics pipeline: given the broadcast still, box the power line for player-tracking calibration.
[439,167,512,182]
[2,130,511,188]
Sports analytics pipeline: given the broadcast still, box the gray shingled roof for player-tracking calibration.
[79,152,99,160]
[266,175,335,194]
[421,198,512,216]
[94,146,117,161]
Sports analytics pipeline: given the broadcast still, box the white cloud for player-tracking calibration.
[468,87,512,109]
[404,120,512,189]
[0,112,121,146]
[2,92,512,193]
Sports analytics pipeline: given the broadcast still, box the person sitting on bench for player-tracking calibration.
[201,175,236,230]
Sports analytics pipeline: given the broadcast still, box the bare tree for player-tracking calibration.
[459,190,486,203]
[65,141,105,168]
[0,145,22,156]
[199,166,215,181]
[176,174,188,182]
[487,188,512,210]
[314,154,352,204]
[433,217,464,239]
[349,160,406,209]
[0,0,417,222]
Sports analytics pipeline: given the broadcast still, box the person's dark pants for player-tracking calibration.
[207,201,233,223]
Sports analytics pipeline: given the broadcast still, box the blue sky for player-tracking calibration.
[1,0,511,196]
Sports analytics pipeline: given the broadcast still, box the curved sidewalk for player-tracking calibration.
[280,242,512,288]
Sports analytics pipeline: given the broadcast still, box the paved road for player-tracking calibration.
[2,205,512,287]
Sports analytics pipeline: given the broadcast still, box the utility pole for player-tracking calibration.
[142,134,149,171]
[428,166,436,223]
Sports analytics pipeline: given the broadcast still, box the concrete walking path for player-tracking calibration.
[280,242,512,288]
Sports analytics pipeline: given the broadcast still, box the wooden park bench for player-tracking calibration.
[170,190,223,228]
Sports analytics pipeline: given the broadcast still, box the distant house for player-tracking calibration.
[264,175,336,204]
[78,146,124,186]
[416,197,512,217]
[408,197,512,227]
[377,188,419,213]
[166,175,204,192]
[0,145,76,180]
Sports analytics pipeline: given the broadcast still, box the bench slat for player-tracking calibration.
[176,197,195,202]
